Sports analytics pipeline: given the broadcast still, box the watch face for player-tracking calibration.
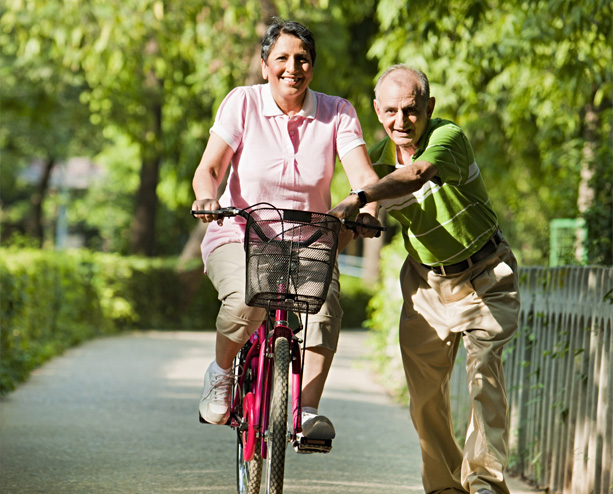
[351,190,367,207]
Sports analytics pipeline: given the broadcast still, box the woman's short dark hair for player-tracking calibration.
[261,18,316,66]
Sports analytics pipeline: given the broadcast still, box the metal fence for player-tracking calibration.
[451,266,613,494]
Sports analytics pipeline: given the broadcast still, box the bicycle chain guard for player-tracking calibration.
[242,392,257,461]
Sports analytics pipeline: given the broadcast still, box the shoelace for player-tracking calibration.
[210,373,233,403]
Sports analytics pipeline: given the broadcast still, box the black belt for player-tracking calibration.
[423,229,504,276]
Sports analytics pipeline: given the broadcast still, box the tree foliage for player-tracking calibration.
[369,0,612,264]
[1,0,380,255]
[1,0,610,264]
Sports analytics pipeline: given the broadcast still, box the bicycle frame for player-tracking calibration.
[233,307,303,462]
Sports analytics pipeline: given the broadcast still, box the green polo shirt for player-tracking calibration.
[369,118,498,266]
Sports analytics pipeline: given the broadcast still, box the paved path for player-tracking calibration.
[0,330,539,494]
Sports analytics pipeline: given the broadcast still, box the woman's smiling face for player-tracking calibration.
[261,33,314,114]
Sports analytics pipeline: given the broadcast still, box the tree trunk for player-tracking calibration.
[130,39,163,256]
[130,99,162,256]
[28,156,55,247]
[576,101,598,263]
[130,148,161,256]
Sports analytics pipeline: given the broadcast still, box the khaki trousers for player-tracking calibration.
[206,242,343,351]
[399,240,520,494]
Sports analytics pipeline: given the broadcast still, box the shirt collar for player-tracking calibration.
[262,83,317,118]
[372,136,400,167]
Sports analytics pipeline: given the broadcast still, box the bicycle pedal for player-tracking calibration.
[198,413,232,426]
[293,435,332,454]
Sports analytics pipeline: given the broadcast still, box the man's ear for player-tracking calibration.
[426,97,436,118]
[261,59,268,80]
[373,99,383,123]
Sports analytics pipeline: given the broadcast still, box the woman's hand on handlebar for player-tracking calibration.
[191,198,223,225]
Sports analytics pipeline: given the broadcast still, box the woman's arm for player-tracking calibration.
[333,145,381,239]
[191,133,235,224]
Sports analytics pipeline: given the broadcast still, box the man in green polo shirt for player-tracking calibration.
[331,65,520,494]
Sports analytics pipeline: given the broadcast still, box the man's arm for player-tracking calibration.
[330,159,438,220]
[366,160,438,202]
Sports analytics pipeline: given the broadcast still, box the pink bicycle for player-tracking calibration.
[191,204,384,494]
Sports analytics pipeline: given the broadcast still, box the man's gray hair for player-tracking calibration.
[374,64,430,102]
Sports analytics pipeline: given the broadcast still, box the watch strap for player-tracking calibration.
[350,189,367,208]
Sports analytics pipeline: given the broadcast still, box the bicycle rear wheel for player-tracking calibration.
[236,352,263,494]
[237,436,262,494]
[265,336,290,494]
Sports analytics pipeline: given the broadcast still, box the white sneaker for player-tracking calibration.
[301,411,336,440]
[199,363,233,424]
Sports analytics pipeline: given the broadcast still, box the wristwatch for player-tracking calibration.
[350,189,368,208]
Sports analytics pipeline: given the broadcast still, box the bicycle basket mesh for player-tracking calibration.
[244,208,341,314]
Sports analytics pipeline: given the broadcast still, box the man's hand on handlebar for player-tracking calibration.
[328,206,384,240]
[350,212,382,239]
[191,198,223,225]
[327,195,383,239]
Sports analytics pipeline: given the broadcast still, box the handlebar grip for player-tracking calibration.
[342,219,387,238]
[190,208,242,218]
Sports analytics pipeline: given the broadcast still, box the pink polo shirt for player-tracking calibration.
[200,83,365,270]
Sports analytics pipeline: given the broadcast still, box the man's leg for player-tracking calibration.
[462,329,512,494]
[460,244,520,494]
[399,259,468,494]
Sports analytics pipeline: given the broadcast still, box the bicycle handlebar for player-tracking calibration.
[191,208,386,239]
[191,208,324,247]
[341,219,386,238]
[191,208,245,219]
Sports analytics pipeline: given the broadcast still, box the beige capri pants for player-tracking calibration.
[206,242,343,352]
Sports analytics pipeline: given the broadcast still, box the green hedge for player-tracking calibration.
[363,233,409,400]
[0,248,372,394]
[338,273,374,329]
[0,249,219,394]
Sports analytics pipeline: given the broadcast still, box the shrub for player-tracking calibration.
[0,248,376,394]
[364,232,410,401]
[0,249,113,393]
[339,273,375,329]
[0,249,219,394]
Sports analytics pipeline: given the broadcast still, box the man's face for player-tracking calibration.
[374,72,434,151]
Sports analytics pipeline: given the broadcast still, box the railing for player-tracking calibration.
[451,266,613,494]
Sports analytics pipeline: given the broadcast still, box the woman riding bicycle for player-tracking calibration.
[191,18,380,442]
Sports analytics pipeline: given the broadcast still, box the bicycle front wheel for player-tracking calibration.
[265,336,290,494]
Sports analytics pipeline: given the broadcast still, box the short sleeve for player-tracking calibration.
[418,123,475,186]
[210,87,249,152]
[334,97,366,159]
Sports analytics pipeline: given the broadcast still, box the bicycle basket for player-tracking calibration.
[244,208,341,314]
